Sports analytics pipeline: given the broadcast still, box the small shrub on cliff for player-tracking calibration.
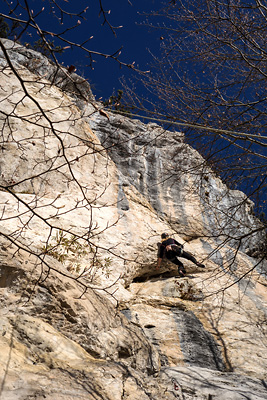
[42,229,111,279]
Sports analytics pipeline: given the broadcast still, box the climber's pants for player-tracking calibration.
[168,251,198,267]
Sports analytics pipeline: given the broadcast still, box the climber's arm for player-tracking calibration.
[156,257,162,269]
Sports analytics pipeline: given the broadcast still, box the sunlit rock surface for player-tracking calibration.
[0,39,266,399]
[89,112,265,253]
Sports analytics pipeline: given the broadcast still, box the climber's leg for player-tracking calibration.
[180,251,205,268]
[171,257,186,277]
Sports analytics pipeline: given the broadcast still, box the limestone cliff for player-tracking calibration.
[0,39,266,400]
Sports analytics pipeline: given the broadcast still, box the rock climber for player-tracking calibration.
[156,233,205,277]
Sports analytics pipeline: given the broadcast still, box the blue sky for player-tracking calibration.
[69,1,162,100]
[2,0,164,100]
[34,1,163,100]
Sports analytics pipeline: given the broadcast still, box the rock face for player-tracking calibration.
[0,39,266,399]
[0,39,94,102]
[89,113,265,253]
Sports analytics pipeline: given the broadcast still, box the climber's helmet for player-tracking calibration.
[161,233,169,239]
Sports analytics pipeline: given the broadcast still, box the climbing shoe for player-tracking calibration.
[197,262,205,268]
[178,269,186,277]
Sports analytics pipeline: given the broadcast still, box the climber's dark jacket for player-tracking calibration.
[159,237,183,260]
